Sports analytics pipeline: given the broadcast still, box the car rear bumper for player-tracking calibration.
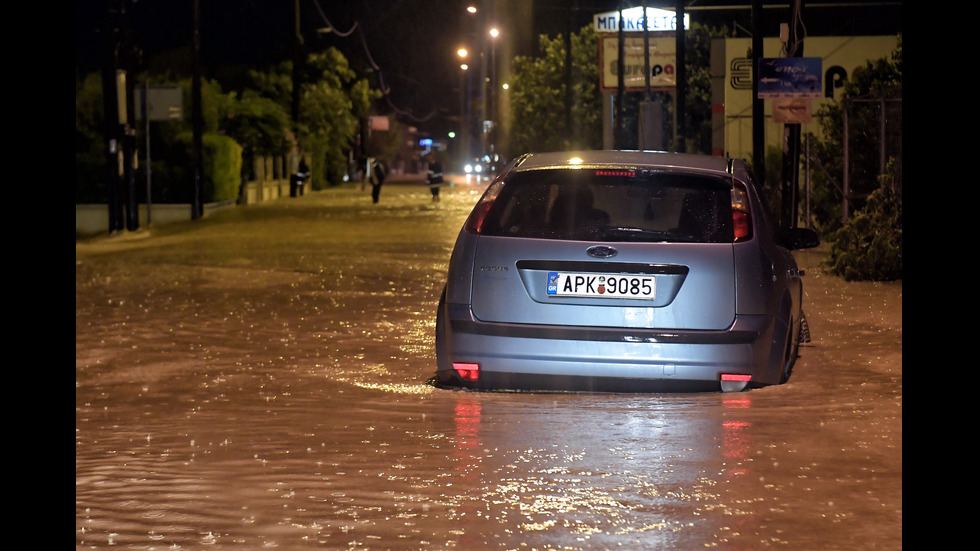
[436,303,777,392]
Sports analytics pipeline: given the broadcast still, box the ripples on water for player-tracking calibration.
[77,380,758,549]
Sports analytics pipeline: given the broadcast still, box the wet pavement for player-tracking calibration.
[76,178,902,550]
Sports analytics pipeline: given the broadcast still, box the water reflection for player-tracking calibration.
[428,391,775,549]
[721,394,752,478]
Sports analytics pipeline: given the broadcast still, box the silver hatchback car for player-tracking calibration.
[435,150,820,393]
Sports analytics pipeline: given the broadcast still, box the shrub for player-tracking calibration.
[824,162,902,281]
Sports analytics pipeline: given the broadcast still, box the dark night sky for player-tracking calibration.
[76,1,902,136]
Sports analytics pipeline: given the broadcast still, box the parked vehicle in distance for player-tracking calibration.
[434,150,820,393]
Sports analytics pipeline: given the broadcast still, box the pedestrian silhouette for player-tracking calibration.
[370,158,388,203]
[292,157,310,197]
[427,156,444,202]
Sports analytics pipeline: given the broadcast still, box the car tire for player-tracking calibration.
[434,285,449,376]
[780,319,802,384]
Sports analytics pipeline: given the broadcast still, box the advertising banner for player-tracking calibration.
[599,35,677,92]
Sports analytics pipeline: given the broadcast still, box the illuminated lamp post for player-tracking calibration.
[488,27,499,157]
[458,48,470,171]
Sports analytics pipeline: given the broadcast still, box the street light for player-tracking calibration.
[458,48,471,171]
[458,47,472,170]
[488,27,500,158]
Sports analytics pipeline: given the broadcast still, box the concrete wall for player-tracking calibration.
[76,200,243,237]
[76,154,294,237]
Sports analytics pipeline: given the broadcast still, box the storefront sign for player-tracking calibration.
[594,7,689,33]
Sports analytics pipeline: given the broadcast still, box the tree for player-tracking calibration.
[811,35,902,235]
[507,23,726,156]
[301,49,380,188]
[508,25,602,153]
[824,160,902,281]
[75,70,243,204]
[222,90,292,158]
[677,23,726,154]
[240,48,380,188]
[811,35,902,281]
[76,72,109,203]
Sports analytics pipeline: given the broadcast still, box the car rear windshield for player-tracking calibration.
[479,169,736,243]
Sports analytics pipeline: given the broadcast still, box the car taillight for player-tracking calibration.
[720,372,751,392]
[463,198,493,234]
[453,362,480,381]
[463,179,505,234]
[731,184,752,242]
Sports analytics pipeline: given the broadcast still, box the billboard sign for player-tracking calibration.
[599,35,676,92]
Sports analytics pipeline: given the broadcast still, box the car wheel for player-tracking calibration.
[780,319,802,384]
[798,311,811,344]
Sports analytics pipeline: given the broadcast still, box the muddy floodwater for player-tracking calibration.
[76,179,902,550]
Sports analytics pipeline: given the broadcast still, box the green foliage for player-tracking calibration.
[507,23,727,156]
[204,134,243,203]
[296,48,380,187]
[222,90,291,157]
[509,25,602,153]
[761,145,787,221]
[811,34,902,235]
[824,161,902,281]
[76,43,381,202]
[807,35,902,281]
[675,23,728,154]
[147,132,241,203]
[246,63,294,113]
[76,73,108,203]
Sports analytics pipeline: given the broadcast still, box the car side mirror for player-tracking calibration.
[778,227,820,250]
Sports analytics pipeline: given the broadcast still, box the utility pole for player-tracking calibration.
[751,0,764,189]
[292,0,303,132]
[781,1,805,229]
[674,0,685,152]
[191,0,203,220]
[101,0,124,234]
[615,3,625,149]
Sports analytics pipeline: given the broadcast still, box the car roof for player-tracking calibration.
[508,150,742,179]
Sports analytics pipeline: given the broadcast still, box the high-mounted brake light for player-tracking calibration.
[453,362,480,381]
[731,184,753,242]
[595,169,635,177]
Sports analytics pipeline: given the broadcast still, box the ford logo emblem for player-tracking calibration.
[586,245,618,258]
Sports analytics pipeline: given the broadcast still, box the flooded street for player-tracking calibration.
[76,179,902,550]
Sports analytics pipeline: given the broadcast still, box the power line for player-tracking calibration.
[309,0,437,123]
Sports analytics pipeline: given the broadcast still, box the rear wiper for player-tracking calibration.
[603,226,697,242]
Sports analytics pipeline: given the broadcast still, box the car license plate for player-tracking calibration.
[547,272,656,299]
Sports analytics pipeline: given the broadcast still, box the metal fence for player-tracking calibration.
[842,88,902,222]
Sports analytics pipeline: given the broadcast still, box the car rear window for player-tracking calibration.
[479,169,736,243]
